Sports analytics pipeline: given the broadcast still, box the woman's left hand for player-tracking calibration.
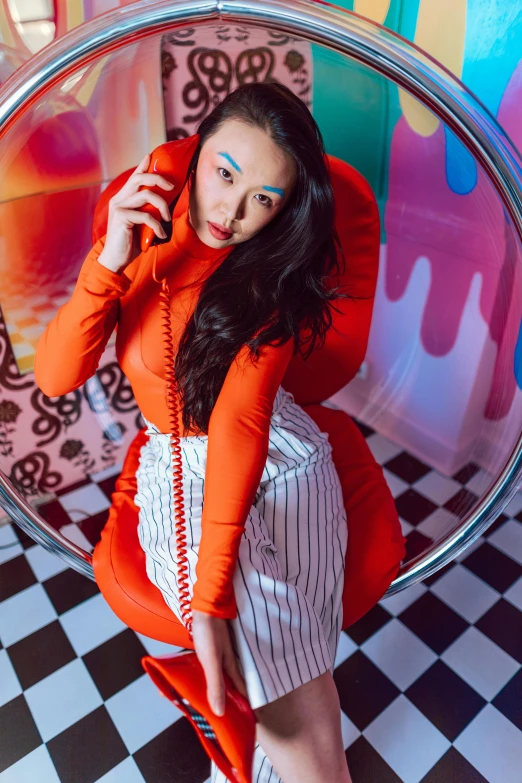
[191,609,249,716]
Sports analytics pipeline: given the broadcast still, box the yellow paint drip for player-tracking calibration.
[65,0,84,31]
[0,7,15,48]
[74,56,111,107]
[400,0,467,136]
[354,0,391,25]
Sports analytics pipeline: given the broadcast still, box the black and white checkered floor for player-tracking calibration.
[1,426,521,783]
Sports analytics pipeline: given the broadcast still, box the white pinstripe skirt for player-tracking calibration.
[134,386,348,781]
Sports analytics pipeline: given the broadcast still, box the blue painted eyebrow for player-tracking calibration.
[219,152,241,172]
[263,185,284,198]
[218,152,283,197]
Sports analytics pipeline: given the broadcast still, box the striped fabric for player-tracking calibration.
[134,386,348,782]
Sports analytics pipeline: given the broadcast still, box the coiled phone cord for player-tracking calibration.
[151,246,231,634]
[152,253,193,634]
[148,245,259,783]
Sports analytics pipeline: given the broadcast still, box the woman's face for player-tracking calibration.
[188,119,297,248]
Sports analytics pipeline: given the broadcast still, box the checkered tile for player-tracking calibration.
[1,428,522,782]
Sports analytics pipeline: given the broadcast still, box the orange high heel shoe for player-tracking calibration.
[139,138,257,783]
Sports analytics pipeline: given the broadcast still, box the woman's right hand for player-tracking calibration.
[97,153,175,275]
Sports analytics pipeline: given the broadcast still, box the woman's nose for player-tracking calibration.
[221,194,244,223]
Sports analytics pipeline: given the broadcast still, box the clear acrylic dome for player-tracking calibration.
[0,0,521,589]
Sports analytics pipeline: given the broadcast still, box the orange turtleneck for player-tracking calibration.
[34,186,294,619]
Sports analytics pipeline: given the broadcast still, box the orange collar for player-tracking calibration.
[152,210,232,283]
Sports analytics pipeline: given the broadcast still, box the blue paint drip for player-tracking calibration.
[515,319,522,390]
[444,126,478,195]
[462,0,522,117]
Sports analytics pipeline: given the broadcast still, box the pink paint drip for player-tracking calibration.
[385,99,522,419]
[486,60,522,419]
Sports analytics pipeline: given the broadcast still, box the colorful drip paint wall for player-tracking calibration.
[0,0,521,499]
[315,0,522,477]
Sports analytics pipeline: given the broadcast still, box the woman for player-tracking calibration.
[35,82,352,783]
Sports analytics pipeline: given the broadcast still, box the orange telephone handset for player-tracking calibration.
[139,134,200,253]
[139,137,257,782]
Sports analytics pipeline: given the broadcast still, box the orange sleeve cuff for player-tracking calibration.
[82,256,132,298]
[191,595,238,620]
[191,519,244,619]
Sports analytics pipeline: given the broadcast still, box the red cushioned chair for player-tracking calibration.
[92,145,406,648]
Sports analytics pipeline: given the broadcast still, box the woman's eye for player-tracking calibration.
[255,194,273,208]
[218,167,232,181]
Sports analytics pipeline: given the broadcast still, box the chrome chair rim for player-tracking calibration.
[0,0,521,595]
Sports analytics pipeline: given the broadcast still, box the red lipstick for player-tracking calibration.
[208,222,232,241]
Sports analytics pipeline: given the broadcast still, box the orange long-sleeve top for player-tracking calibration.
[34,191,295,620]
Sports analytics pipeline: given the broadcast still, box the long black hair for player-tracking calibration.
[175,81,348,434]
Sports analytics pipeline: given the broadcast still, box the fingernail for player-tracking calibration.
[212,701,224,716]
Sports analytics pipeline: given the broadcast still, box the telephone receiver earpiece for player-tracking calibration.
[139,134,201,253]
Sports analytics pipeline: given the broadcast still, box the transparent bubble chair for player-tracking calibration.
[1,0,521,656]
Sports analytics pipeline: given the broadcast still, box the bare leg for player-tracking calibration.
[252,670,352,783]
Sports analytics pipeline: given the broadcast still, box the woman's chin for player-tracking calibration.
[203,234,226,249]
[191,222,220,249]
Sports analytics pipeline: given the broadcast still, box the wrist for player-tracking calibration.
[192,609,215,619]
[97,250,125,275]
[192,609,226,623]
